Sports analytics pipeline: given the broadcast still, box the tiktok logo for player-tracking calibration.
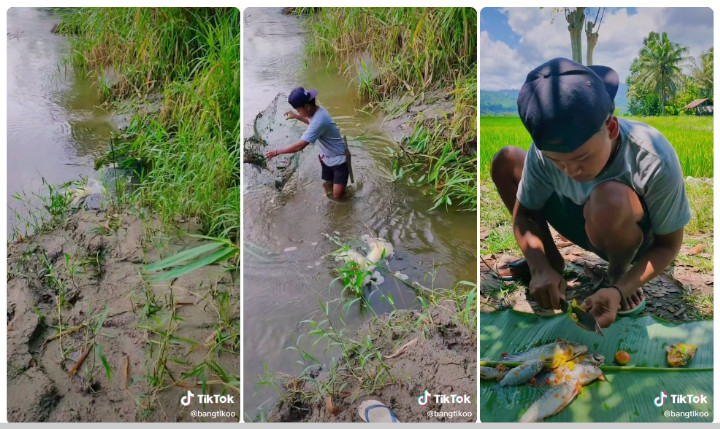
[654,391,668,407]
[417,390,431,406]
[181,390,195,406]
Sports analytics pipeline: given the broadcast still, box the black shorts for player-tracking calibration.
[542,191,654,262]
[320,158,349,185]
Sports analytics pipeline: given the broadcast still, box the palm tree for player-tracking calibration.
[690,47,713,100]
[635,31,689,115]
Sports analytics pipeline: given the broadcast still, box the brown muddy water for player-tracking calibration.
[243,8,477,417]
[7,7,115,238]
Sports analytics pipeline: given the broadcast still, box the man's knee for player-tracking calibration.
[490,146,525,182]
[584,181,643,235]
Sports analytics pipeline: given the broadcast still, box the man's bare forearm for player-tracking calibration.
[277,140,308,155]
[512,202,563,275]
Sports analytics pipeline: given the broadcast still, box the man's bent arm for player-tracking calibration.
[277,140,309,155]
[613,228,684,298]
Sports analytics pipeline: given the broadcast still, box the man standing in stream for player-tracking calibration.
[266,87,349,199]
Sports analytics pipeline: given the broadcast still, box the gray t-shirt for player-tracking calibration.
[517,118,691,235]
[301,106,347,166]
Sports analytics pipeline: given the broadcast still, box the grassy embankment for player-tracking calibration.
[301,7,477,211]
[480,115,713,313]
[54,7,241,415]
[58,7,240,240]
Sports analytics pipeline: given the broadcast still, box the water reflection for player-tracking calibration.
[7,7,113,236]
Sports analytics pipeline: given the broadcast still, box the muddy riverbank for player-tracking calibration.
[7,208,239,422]
[267,298,476,423]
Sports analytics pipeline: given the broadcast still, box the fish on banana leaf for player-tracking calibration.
[520,362,604,422]
[501,340,588,369]
[491,359,545,390]
[519,381,581,422]
[535,355,604,386]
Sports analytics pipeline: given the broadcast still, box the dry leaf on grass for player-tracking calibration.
[324,396,339,415]
[686,244,705,256]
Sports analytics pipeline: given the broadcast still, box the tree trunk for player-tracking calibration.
[566,8,585,63]
[660,71,665,116]
[585,21,598,65]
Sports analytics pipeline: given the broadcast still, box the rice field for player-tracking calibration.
[480,116,713,179]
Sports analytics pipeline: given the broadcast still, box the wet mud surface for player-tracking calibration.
[7,209,239,422]
[268,299,476,423]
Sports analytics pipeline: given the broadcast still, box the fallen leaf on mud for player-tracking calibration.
[42,325,84,351]
[324,396,339,415]
[176,382,196,388]
[67,347,91,378]
[384,337,418,359]
[204,331,217,346]
[123,355,129,389]
[686,244,705,256]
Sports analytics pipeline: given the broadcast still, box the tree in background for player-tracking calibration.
[630,31,689,116]
[560,8,605,65]
[626,62,662,116]
[690,47,713,101]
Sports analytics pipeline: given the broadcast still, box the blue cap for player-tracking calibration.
[288,87,318,108]
[517,58,619,153]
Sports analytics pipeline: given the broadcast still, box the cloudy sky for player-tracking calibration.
[480,7,713,90]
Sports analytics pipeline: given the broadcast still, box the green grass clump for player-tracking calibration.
[59,7,240,240]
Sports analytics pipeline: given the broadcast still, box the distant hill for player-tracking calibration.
[480,90,519,116]
[480,84,628,116]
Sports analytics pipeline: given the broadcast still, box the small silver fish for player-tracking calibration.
[480,366,505,381]
[519,381,580,422]
[491,359,545,390]
[502,340,588,369]
[520,363,604,422]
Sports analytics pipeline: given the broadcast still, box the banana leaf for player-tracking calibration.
[480,310,713,422]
